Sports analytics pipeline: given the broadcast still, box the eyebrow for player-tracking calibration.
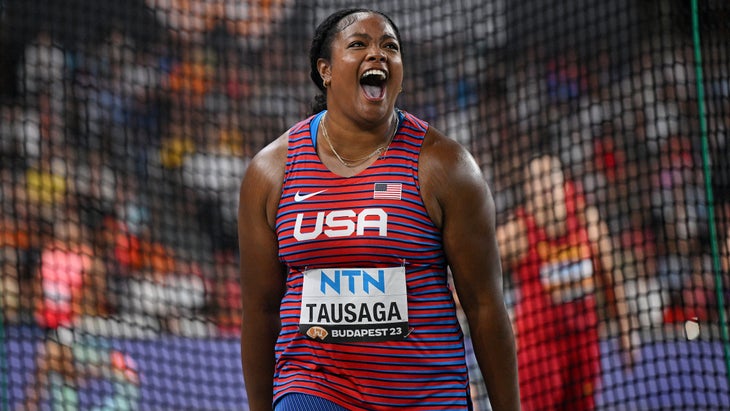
[346,32,398,42]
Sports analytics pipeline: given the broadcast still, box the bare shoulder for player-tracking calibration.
[246,132,289,183]
[420,126,476,169]
[420,126,481,186]
[419,126,490,228]
[239,131,289,226]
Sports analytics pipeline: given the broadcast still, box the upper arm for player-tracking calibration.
[419,130,505,315]
[238,135,289,312]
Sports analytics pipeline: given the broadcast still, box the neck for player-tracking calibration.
[320,111,398,168]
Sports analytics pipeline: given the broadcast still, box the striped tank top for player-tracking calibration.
[274,110,471,410]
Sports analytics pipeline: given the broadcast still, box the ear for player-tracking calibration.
[317,58,331,87]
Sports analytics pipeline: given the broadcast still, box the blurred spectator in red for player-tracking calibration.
[24,213,92,411]
[497,153,635,411]
[34,218,92,329]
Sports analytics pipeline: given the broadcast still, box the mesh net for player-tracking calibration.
[0,0,729,410]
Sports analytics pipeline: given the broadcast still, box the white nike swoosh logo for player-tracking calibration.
[294,189,327,202]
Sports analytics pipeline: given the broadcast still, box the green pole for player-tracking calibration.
[690,0,730,386]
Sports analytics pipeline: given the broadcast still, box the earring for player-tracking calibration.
[323,79,330,88]
[399,87,403,93]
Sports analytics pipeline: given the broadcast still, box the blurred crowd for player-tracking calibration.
[0,0,728,344]
[0,0,304,338]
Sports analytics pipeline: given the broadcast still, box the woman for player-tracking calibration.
[238,8,519,411]
[496,153,635,410]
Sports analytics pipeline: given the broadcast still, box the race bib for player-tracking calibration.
[540,259,595,303]
[299,267,409,343]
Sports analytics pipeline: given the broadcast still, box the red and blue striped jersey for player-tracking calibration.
[273,110,472,410]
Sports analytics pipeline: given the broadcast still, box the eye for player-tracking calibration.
[384,42,400,51]
[348,41,365,48]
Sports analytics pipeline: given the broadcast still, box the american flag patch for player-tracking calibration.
[373,183,402,200]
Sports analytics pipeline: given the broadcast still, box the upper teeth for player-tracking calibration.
[362,69,386,80]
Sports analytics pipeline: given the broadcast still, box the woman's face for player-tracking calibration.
[319,12,403,123]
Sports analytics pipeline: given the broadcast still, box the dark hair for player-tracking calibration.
[308,8,402,115]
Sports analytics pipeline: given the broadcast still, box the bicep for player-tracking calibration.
[447,210,505,317]
[439,156,505,315]
[419,131,506,318]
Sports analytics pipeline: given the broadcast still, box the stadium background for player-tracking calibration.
[0,0,728,409]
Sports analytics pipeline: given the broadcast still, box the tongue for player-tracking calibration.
[363,84,383,99]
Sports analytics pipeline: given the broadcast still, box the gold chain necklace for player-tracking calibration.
[320,113,397,168]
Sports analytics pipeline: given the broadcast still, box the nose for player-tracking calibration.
[366,46,387,62]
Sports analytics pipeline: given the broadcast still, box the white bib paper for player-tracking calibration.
[299,267,409,343]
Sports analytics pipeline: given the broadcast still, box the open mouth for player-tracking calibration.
[360,69,387,100]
